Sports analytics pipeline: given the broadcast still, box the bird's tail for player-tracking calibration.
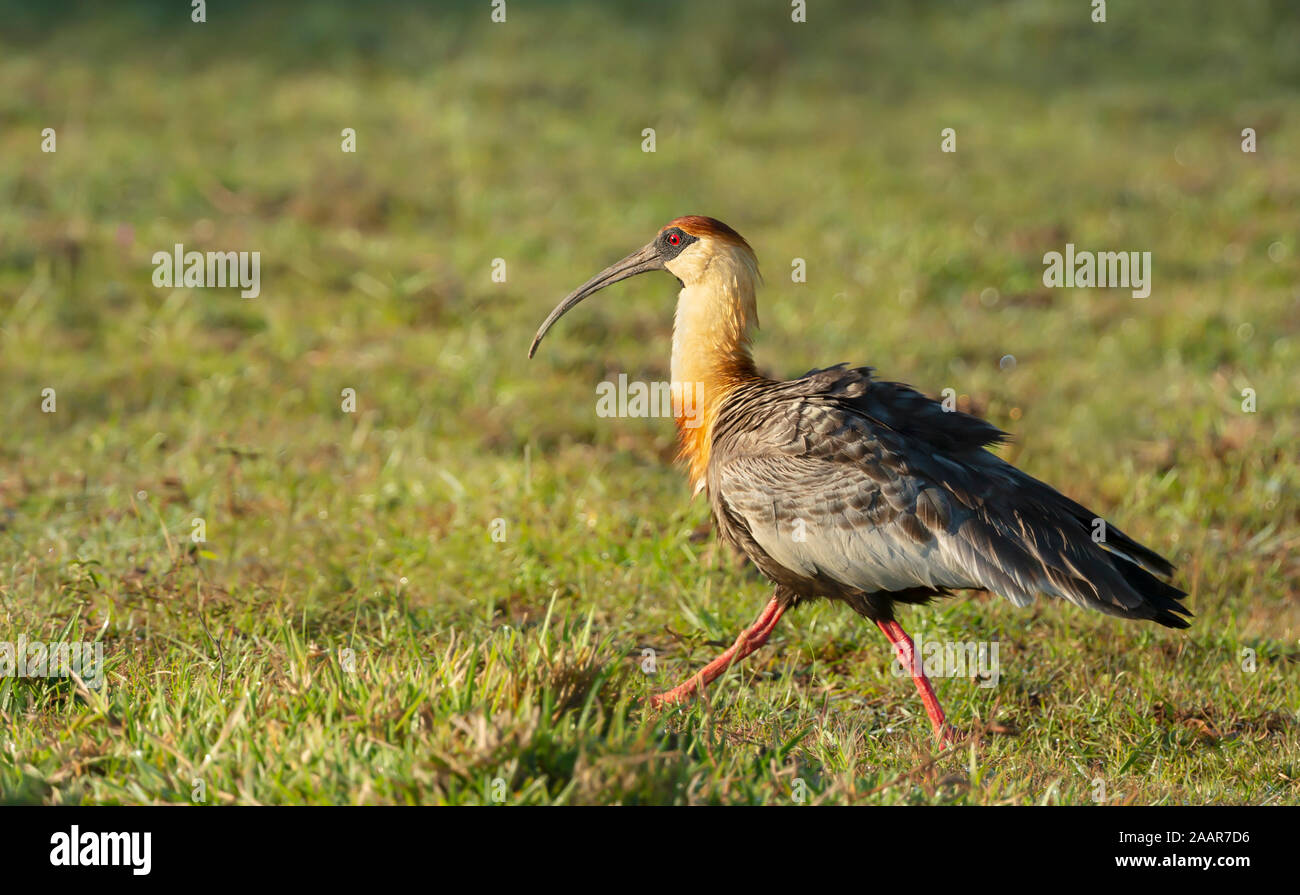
[966,470,1193,628]
[1105,546,1192,628]
[1062,509,1192,629]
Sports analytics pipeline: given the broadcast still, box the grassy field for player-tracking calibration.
[1,0,1297,805]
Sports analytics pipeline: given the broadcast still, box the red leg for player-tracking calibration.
[876,618,953,747]
[650,596,785,707]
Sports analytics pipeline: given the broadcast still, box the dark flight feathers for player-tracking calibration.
[707,364,1191,628]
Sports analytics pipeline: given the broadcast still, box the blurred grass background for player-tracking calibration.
[0,0,1296,804]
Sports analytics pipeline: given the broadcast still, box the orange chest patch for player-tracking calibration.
[675,410,714,493]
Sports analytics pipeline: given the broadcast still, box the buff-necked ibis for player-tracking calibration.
[528,215,1190,745]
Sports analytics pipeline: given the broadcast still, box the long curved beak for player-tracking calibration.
[528,242,664,358]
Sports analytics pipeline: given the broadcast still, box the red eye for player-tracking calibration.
[667,231,682,246]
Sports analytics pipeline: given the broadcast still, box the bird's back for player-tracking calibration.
[706,364,1190,627]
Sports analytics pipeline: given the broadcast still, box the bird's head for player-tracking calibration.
[528,215,757,358]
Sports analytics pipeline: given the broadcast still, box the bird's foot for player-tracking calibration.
[646,596,785,709]
[876,618,958,749]
[647,676,704,709]
[934,722,960,750]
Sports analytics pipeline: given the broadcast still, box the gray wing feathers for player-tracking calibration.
[719,454,977,593]
[711,366,1190,626]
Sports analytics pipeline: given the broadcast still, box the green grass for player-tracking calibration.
[0,0,1297,804]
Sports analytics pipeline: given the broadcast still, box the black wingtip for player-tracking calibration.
[1109,549,1193,628]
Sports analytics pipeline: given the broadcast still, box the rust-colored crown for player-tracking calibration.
[663,215,752,249]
